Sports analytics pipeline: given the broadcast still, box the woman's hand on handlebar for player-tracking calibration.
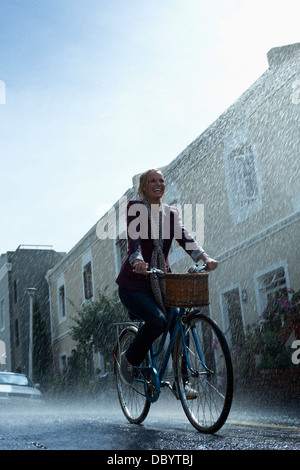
[205,257,218,271]
[198,253,218,271]
[133,259,149,275]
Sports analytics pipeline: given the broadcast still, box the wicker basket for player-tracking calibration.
[164,272,209,308]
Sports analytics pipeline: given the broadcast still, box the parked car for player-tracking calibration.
[0,372,42,402]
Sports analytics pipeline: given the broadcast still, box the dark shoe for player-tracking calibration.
[120,352,134,385]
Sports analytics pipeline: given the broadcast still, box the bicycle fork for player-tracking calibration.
[179,319,213,378]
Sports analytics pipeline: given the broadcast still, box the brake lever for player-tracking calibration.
[132,267,165,278]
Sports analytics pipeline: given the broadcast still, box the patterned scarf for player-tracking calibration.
[143,198,167,314]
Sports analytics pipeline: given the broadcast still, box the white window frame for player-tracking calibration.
[224,125,263,225]
[231,145,259,207]
[254,260,290,319]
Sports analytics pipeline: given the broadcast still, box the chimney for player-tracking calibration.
[267,42,300,68]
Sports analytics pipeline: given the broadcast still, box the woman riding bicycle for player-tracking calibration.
[116,168,218,385]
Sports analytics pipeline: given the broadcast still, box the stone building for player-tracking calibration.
[47,43,300,375]
[0,246,64,375]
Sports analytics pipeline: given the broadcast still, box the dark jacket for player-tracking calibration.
[116,200,203,293]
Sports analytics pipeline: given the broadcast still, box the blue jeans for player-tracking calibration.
[118,287,168,366]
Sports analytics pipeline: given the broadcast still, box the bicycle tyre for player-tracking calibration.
[174,312,233,434]
[114,325,151,424]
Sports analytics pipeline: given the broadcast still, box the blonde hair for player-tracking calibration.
[137,169,164,199]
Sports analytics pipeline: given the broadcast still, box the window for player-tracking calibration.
[220,287,245,349]
[231,145,259,207]
[13,280,17,304]
[15,319,19,347]
[59,354,67,373]
[254,261,290,319]
[83,262,93,300]
[223,127,263,225]
[58,285,66,320]
[0,300,4,330]
[257,266,287,313]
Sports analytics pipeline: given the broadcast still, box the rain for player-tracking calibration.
[0,1,299,453]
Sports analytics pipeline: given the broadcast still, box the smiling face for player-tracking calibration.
[144,170,165,204]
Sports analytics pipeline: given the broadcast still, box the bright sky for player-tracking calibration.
[0,0,299,253]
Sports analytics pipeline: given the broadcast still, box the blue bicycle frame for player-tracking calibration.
[135,307,210,403]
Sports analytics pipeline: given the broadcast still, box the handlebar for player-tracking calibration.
[133,264,209,278]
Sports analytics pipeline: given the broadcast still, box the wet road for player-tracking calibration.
[0,389,299,451]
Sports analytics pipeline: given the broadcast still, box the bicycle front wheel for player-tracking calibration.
[114,325,151,424]
[174,312,233,433]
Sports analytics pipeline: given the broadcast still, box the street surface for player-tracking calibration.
[0,385,299,452]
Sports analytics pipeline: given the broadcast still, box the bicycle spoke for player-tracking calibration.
[115,326,151,424]
[174,313,233,433]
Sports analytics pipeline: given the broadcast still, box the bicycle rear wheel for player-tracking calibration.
[174,312,233,433]
[114,325,151,424]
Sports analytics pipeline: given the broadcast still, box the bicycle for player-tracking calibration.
[113,264,233,434]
